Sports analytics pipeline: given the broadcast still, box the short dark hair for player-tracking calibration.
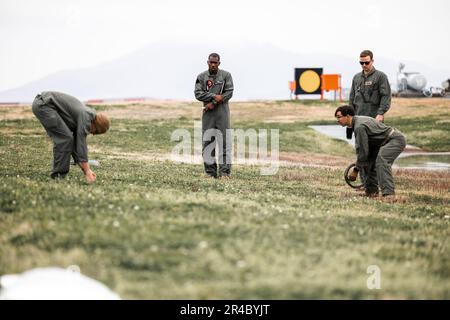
[360,50,373,60]
[335,105,355,117]
[208,53,220,61]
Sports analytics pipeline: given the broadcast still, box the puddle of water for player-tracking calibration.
[309,125,450,171]
[309,125,354,145]
[395,155,450,170]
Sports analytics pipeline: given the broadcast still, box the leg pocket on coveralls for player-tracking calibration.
[45,114,60,128]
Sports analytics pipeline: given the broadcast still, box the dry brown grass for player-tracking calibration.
[0,127,42,136]
[103,100,336,122]
[0,105,33,120]
[279,152,350,167]
[230,101,335,122]
[2,98,449,122]
[387,98,450,118]
[395,169,450,199]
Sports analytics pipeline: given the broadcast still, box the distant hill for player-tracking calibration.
[0,41,448,102]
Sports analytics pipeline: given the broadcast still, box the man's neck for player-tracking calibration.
[363,67,374,75]
[347,116,354,128]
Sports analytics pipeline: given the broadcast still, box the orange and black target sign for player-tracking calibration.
[295,68,323,95]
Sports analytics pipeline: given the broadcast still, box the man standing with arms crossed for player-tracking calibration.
[194,53,234,179]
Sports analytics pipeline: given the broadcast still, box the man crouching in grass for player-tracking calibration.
[32,91,110,184]
[335,105,406,199]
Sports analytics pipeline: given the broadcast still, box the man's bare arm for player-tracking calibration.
[78,162,96,183]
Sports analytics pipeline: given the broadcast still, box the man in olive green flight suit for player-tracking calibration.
[32,91,110,183]
[194,53,234,179]
[335,105,406,198]
[349,50,391,120]
[348,50,392,185]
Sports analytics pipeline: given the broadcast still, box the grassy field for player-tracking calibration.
[0,98,449,299]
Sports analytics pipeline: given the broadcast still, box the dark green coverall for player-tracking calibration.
[194,69,234,178]
[353,116,406,196]
[349,67,392,185]
[32,91,96,178]
[349,68,391,118]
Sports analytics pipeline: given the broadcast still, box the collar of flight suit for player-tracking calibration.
[361,67,376,78]
[208,69,220,77]
[351,116,357,128]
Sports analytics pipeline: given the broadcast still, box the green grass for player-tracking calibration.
[387,114,450,151]
[232,120,354,157]
[306,112,450,151]
[396,155,450,168]
[0,103,449,299]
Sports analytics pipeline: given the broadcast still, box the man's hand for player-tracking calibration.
[85,170,96,184]
[79,161,96,184]
[375,114,384,122]
[348,168,359,181]
[214,95,223,103]
[204,102,215,111]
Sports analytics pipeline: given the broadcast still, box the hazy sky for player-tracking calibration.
[1,0,449,91]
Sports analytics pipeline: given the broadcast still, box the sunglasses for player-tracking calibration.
[359,61,372,66]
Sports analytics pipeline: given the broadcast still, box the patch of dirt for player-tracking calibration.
[230,102,335,123]
[91,145,351,169]
[104,101,198,120]
[106,151,165,162]
[377,195,409,204]
[279,152,350,167]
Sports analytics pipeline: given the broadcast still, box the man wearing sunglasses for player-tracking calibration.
[349,50,391,121]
